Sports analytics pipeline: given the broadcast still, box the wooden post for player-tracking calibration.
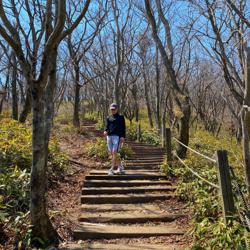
[162,125,166,147]
[137,123,141,142]
[216,150,235,223]
[165,128,172,165]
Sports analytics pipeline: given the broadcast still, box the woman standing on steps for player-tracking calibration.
[104,103,126,175]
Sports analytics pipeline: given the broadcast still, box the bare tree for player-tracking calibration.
[189,0,250,195]
[67,5,106,127]
[0,0,91,246]
[144,0,191,157]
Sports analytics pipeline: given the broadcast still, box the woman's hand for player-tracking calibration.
[104,131,108,136]
[120,137,125,143]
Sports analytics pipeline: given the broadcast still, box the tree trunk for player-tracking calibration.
[114,68,121,107]
[19,85,32,123]
[176,98,191,158]
[73,65,81,127]
[30,83,59,247]
[242,47,250,197]
[0,98,3,114]
[144,84,153,128]
[11,53,18,120]
[155,48,161,134]
[236,120,242,143]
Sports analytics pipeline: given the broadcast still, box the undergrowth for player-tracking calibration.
[0,118,69,248]
[161,129,250,249]
[86,138,134,160]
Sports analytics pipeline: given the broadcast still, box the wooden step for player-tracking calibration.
[81,203,168,212]
[79,212,184,223]
[73,223,185,239]
[127,157,165,161]
[126,162,162,166]
[125,165,160,170]
[85,174,166,181]
[81,193,175,204]
[95,165,160,170]
[127,158,164,162]
[82,185,175,195]
[130,146,164,149]
[84,180,171,187]
[89,170,161,175]
[61,243,183,250]
[132,151,165,154]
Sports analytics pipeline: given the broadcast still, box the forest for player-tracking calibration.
[0,0,250,249]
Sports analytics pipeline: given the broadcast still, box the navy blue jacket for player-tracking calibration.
[105,113,126,138]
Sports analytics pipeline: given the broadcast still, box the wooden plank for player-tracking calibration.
[126,158,164,162]
[80,203,168,212]
[82,185,176,195]
[81,193,176,204]
[79,212,184,223]
[85,174,167,181]
[88,170,160,175]
[84,180,171,187]
[61,243,183,250]
[73,223,186,240]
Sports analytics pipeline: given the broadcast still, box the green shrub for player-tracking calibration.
[160,162,175,178]
[86,138,134,160]
[126,122,160,145]
[126,124,137,141]
[48,137,69,178]
[84,112,99,122]
[0,166,30,219]
[95,119,105,131]
[118,143,135,159]
[190,218,248,249]
[141,130,160,145]
[0,166,31,248]
[0,119,69,175]
[86,138,109,160]
[0,119,32,169]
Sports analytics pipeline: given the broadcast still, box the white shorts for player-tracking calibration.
[107,135,120,152]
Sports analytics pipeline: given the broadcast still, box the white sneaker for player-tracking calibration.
[108,168,114,175]
[116,165,125,174]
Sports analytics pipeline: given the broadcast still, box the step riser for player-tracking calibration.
[125,166,159,170]
[131,153,165,156]
[131,152,165,155]
[80,204,165,212]
[79,216,181,224]
[85,176,166,181]
[127,159,164,161]
[94,166,160,170]
[81,195,174,204]
[126,161,163,166]
[84,181,171,187]
[82,187,174,195]
[89,171,160,175]
[73,231,184,240]
[126,159,164,162]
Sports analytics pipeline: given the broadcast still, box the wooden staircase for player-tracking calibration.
[71,141,187,249]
